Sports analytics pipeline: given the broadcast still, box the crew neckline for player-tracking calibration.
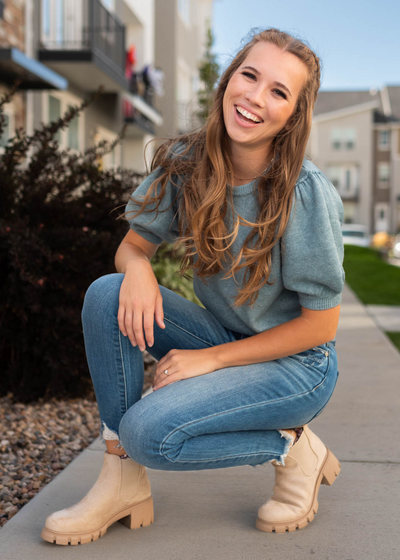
[226,178,258,196]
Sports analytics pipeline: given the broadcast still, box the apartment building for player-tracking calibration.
[154,0,213,138]
[0,0,68,148]
[307,86,400,234]
[0,0,163,172]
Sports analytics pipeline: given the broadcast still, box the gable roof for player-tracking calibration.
[313,90,382,116]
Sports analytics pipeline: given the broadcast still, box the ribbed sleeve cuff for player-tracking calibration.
[298,293,342,310]
[128,224,163,246]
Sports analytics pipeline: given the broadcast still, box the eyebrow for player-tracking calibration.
[241,66,292,98]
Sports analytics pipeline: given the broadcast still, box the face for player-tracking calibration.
[222,41,309,152]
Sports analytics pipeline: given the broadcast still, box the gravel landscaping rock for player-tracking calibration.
[0,350,157,528]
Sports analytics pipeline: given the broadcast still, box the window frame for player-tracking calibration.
[330,127,357,151]
[0,107,15,154]
[43,90,85,153]
[94,124,121,171]
[377,161,390,189]
[178,0,191,27]
[378,129,390,151]
[326,163,359,197]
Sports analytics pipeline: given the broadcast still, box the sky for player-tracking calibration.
[212,0,400,91]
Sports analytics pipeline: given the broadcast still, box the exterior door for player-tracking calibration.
[375,203,389,233]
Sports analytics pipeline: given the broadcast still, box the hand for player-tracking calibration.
[118,259,165,351]
[152,348,219,391]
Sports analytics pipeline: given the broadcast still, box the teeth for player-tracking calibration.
[236,106,262,123]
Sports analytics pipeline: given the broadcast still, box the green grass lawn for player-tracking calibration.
[343,245,400,353]
[386,332,400,353]
[343,245,400,305]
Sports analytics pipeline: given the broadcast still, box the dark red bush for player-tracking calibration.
[0,84,144,402]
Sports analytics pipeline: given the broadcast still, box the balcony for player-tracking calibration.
[0,47,68,90]
[338,185,360,201]
[38,0,128,92]
[122,72,163,137]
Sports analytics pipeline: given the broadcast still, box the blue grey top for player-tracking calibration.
[125,158,345,336]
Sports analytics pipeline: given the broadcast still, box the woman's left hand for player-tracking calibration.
[152,348,219,391]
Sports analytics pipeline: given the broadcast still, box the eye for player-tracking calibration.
[242,71,256,80]
[273,88,287,100]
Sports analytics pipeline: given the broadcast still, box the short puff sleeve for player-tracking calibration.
[281,170,345,310]
[125,166,181,245]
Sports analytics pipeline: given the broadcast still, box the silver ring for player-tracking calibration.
[164,369,169,376]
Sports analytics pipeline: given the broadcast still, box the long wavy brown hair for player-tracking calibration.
[124,28,321,307]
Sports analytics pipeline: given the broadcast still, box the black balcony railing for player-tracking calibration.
[128,73,154,107]
[40,0,125,72]
[89,0,125,70]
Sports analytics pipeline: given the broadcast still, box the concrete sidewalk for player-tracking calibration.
[365,304,400,331]
[1,284,400,560]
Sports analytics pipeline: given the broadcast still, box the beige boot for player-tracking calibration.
[256,425,341,533]
[41,451,154,545]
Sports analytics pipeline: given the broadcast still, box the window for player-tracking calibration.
[178,0,190,26]
[343,202,356,224]
[330,127,356,150]
[67,105,79,150]
[326,166,341,189]
[56,0,64,45]
[101,0,114,9]
[378,130,390,150]
[326,164,358,197]
[344,128,356,150]
[344,169,351,191]
[94,125,121,170]
[331,129,341,150]
[49,95,62,143]
[0,114,10,148]
[42,0,50,36]
[377,162,390,188]
[46,92,83,151]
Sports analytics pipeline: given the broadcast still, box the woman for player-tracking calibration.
[41,28,344,545]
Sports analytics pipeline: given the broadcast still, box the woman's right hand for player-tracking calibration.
[118,259,165,351]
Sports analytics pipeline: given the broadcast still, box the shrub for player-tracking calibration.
[0,83,198,403]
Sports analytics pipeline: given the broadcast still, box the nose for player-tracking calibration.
[244,84,266,109]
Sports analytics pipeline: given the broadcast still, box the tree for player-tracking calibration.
[197,23,220,123]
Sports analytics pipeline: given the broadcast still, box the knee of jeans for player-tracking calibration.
[118,408,160,468]
[81,273,123,322]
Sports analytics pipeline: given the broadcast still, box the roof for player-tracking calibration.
[374,110,400,124]
[386,86,400,120]
[313,90,382,116]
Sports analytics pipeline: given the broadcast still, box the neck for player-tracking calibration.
[229,141,274,184]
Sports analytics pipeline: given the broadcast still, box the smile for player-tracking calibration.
[234,104,264,124]
[233,105,264,129]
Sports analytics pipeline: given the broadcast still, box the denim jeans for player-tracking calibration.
[81,273,339,471]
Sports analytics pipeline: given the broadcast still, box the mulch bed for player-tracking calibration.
[0,352,157,527]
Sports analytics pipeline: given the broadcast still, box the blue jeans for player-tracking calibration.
[81,273,339,471]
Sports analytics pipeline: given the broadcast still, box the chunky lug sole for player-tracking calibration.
[41,496,154,546]
[255,448,341,534]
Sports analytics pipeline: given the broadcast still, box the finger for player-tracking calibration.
[156,354,169,373]
[133,310,146,351]
[153,363,173,386]
[143,308,155,348]
[153,371,179,390]
[117,305,127,336]
[155,295,165,329]
[125,309,137,346]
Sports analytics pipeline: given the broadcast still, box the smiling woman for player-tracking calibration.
[222,42,308,185]
[41,28,344,545]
